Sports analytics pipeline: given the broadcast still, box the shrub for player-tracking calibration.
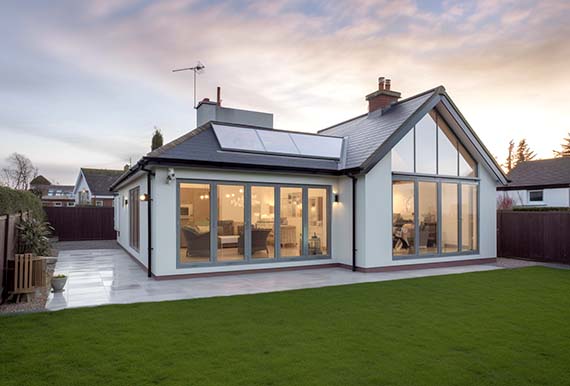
[512,206,570,212]
[16,217,53,256]
[0,186,44,219]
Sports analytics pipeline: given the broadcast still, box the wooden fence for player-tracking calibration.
[497,210,570,264]
[0,211,29,300]
[45,207,116,241]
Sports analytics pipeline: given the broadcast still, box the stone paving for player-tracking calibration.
[46,247,506,311]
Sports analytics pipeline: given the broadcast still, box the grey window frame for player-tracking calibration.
[393,111,478,179]
[176,179,332,269]
[392,173,480,260]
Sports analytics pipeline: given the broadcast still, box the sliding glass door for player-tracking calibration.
[251,186,275,259]
[217,184,245,262]
[178,181,331,267]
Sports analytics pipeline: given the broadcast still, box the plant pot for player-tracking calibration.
[51,276,67,292]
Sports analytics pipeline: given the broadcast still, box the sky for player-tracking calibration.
[1,0,569,184]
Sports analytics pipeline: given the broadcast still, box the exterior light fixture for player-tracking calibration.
[124,197,128,206]
[140,193,150,202]
[334,193,339,203]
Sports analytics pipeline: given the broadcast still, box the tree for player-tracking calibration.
[1,153,38,190]
[514,139,536,166]
[553,132,570,157]
[151,127,163,151]
[504,139,515,173]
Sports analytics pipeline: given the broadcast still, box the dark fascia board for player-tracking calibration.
[497,183,570,191]
[360,87,444,173]
[110,157,346,191]
[145,157,344,175]
[439,95,508,185]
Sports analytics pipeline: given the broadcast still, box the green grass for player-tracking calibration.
[1,267,569,386]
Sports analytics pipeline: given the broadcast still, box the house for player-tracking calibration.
[73,168,123,206]
[110,78,507,278]
[29,175,75,207]
[497,158,570,207]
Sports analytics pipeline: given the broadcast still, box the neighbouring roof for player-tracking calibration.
[498,158,570,190]
[81,168,123,196]
[30,175,51,186]
[111,86,507,190]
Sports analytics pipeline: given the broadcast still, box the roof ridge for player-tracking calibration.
[318,86,444,134]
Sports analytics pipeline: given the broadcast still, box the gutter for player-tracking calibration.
[141,162,155,278]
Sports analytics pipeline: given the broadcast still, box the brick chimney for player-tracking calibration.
[366,77,401,113]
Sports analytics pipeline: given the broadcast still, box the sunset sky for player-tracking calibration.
[1,0,569,184]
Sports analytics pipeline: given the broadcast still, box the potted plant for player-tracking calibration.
[51,274,67,292]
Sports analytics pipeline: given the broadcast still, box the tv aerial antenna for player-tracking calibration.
[172,61,205,109]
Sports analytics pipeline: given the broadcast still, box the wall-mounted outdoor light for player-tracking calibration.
[334,193,339,203]
[139,193,150,202]
[124,197,128,206]
[166,168,175,184]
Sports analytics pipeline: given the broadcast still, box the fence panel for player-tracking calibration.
[497,210,570,264]
[45,207,116,241]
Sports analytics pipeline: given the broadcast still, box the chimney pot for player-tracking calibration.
[385,79,391,90]
[217,86,222,106]
[378,77,385,90]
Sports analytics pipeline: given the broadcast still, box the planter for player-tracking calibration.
[51,276,67,292]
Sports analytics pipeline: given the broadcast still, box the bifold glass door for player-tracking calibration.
[178,182,330,266]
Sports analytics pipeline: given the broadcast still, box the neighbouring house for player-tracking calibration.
[110,78,507,278]
[73,168,123,207]
[30,175,75,207]
[497,157,570,207]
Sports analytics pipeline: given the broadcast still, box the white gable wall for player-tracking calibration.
[74,173,91,204]
[357,151,498,268]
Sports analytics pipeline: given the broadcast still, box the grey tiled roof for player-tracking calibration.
[82,168,123,195]
[147,125,342,172]
[145,88,438,173]
[318,88,436,169]
[504,158,570,188]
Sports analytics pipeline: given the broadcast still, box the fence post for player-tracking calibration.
[2,214,9,301]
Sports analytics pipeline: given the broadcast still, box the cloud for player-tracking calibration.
[1,0,569,182]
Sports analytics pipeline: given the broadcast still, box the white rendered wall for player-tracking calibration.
[74,174,90,204]
[497,188,570,207]
[115,175,148,268]
[151,167,349,276]
[359,151,499,268]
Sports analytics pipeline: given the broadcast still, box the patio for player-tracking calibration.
[47,244,504,310]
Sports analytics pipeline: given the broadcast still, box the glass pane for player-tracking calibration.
[441,183,459,253]
[391,129,414,173]
[415,113,437,174]
[217,185,245,262]
[179,183,211,263]
[418,182,437,255]
[257,130,299,155]
[437,117,458,176]
[212,124,265,152]
[461,184,478,251]
[289,133,343,159]
[459,145,476,177]
[251,186,275,259]
[280,187,303,257]
[308,188,328,256]
[392,181,415,255]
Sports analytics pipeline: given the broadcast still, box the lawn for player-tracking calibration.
[1,267,569,386]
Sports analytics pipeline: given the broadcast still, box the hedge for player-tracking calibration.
[511,206,570,212]
[0,186,45,219]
